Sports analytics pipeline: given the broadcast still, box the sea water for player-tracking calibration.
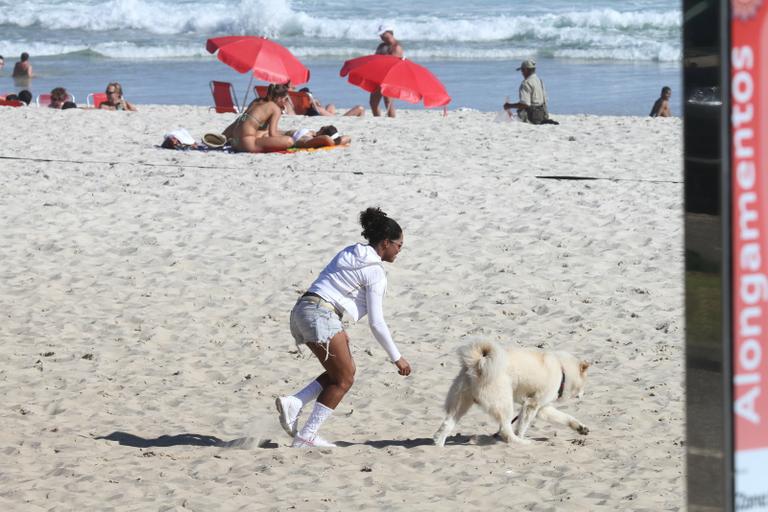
[0,0,682,115]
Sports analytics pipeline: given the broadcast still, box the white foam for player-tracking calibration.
[0,2,681,63]
[0,40,210,60]
[0,2,680,39]
[0,40,681,63]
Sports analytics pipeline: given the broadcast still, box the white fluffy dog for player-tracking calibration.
[434,340,590,446]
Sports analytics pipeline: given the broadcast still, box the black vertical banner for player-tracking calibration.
[684,0,733,510]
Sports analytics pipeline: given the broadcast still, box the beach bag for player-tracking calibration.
[527,105,548,125]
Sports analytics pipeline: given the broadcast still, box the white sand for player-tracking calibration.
[0,105,683,511]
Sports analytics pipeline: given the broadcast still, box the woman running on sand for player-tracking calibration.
[276,207,412,448]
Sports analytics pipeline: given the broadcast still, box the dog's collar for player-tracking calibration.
[557,368,566,399]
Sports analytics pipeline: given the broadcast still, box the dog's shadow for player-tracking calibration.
[96,431,279,449]
[335,433,547,448]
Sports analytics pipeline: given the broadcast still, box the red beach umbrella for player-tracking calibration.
[206,35,310,105]
[340,54,451,108]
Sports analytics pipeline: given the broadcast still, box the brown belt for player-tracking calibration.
[301,292,343,319]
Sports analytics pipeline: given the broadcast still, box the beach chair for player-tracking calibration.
[87,92,108,108]
[0,99,24,107]
[209,80,239,113]
[36,94,52,107]
[288,91,313,115]
[36,93,76,107]
[254,86,314,115]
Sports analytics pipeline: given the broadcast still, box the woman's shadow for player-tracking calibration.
[96,431,278,449]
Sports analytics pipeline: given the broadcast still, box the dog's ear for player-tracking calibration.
[579,360,590,374]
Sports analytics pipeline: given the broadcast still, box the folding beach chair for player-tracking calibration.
[36,92,76,107]
[254,86,313,115]
[87,92,108,108]
[288,91,313,115]
[209,80,239,113]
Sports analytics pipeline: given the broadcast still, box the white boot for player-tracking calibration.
[275,396,302,437]
[275,380,323,437]
[291,402,335,448]
[291,434,337,448]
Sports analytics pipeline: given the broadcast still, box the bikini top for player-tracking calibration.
[237,109,269,131]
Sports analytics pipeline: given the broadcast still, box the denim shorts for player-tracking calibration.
[290,298,344,346]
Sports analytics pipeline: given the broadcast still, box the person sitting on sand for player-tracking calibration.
[275,206,411,448]
[503,59,554,124]
[99,82,137,111]
[286,125,352,148]
[649,86,672,117]
[298,88,365,117]
[49,87,70,109]
[18,90,32,106]
[222,83,294,153]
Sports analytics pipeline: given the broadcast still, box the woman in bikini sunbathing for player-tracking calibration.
[222,83,294,153]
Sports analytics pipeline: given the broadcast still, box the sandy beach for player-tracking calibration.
[0,105,683,511]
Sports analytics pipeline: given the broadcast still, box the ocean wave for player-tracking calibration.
[0,40,211,59]
[0,0,680,41]
[0,0,681,63]
[0,39,681,63]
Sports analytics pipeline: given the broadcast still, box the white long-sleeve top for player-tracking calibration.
[307,243,401,362]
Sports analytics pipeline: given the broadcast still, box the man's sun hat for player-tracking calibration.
[516,59,536,71]
[202,132,227,148]
[378,24,394,36]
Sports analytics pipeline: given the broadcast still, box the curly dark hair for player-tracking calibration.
[360,207,402,246]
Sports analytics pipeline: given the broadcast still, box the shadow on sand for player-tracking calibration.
[96,431,278,449]
[97,432,542,450]
[335,433,520,448]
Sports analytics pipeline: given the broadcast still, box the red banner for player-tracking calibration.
[732,0,768,454]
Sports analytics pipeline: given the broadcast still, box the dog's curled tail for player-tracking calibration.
[458,340,507,382]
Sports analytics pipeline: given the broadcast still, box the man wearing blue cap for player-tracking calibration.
[503,59,551,124]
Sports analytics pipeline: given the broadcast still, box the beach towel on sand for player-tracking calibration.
[282,144,349,154]
[158,143,344,154]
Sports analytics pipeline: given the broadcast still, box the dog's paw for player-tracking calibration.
[576,424,589,435]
